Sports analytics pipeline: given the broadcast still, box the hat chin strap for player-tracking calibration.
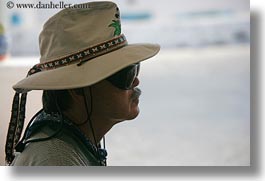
[79,87,107,165]
[5,92,27,165]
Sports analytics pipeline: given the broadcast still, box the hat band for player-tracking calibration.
[27,34,128,76]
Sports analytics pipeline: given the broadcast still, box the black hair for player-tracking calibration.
[42,90,72,114]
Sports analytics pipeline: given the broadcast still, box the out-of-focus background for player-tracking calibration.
[0,0,249,166]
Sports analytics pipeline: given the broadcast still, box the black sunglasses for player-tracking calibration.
[106,63,140,90]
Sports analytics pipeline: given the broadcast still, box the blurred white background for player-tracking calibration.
[0,0,250,166]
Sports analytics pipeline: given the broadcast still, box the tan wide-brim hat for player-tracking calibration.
[13,1,160,93]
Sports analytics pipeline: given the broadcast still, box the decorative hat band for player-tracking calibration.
[27,34,128,76]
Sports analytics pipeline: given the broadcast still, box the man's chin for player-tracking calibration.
[114,108,140,124]
[127,107,140,120]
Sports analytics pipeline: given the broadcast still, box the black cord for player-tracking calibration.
[82,87,102,163]
[103,136,106,150]
[16,92,64,151]
[22,119,63,145]
[16,109,43,144]
[82,88,97,143]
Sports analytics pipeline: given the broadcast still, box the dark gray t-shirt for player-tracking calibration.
[11,111,106,166]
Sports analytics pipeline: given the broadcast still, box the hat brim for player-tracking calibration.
[13,43,160,92]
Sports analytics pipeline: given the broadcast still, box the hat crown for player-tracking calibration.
[39,1,121,63]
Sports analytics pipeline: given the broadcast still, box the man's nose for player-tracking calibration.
[132,77,140,87]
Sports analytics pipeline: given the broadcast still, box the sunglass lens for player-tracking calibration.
[125,64,139,89]
[106,63,140,90]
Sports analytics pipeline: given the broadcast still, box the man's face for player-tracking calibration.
[90,77,141,123]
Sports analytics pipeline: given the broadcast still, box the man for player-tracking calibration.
[5,1,159,166]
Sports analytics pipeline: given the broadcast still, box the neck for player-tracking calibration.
[79,118,114,145]
[64,110,117,145]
